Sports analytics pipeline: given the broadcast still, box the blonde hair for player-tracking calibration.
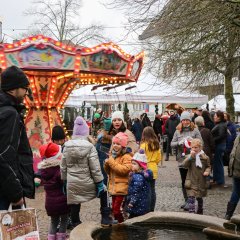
[191,138,203,148]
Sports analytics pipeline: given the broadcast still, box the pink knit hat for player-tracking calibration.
[112,132,128,147]
[132,149,148,170]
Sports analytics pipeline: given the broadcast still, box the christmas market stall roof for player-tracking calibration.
[65,74,208,107]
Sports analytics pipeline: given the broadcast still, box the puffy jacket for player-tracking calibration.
[38,158,69,216]
[0,91,34,203]
[61,136,103,204]
[229,135,240,178]
[125,170,153,216]
[104,153,132,195]
[140,142,161,179]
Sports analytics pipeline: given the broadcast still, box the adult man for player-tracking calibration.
[165,110,180,161]
[0,66,35,210]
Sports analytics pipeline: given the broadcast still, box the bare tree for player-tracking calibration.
[24,0,107,45]
[105,0,240,118]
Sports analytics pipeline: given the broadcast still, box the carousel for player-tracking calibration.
[0,35,144,167]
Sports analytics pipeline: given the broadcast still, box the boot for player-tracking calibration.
[56,233,66,240]
[225,202,237,220]
[101,207,118,227]
[47,234,56,240]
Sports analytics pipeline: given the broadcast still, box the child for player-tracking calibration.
[140,126,162,211]
[104,132,132,223]
[125,149,153,218]
[38,143,69,240]
[181,138,211,214]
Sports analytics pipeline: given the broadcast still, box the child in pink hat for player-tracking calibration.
[104,132,132,223]
[125,149,153,218]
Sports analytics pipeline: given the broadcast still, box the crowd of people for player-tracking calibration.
[1,66,240,240]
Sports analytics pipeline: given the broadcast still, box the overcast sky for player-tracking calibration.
[1,0,142,54]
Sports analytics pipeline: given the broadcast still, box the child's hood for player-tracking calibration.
[38,158,61,170]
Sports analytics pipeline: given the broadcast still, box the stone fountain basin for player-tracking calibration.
[70,211,228,240]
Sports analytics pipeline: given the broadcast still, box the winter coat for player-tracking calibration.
[131,121,143,142]
[141,114,152,129]
[104,153,132,195]
[161,115,169,135]
[153,118,162,137]
[38,158,69,216]
[204,118,215,131]
[198,126,215,163]
[0,91,34,203]
[165,115,180,139]
[181,153,211,198]
[171,122,202,164]
[140,142,161,179]
[229,135,240,178]
[61,136,103,204]
[226,121,237,153]
[211,121,227,145]
[125,170,153,216]
[124,129,138,153]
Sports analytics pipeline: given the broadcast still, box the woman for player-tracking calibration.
[211,111,227,186]
[108,111,138,153]
[132,118,143,143]
[171,111,202,209]
[225,134,240,219]
[61,116,104,227]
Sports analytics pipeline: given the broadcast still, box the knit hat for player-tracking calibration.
[51,125,66,141]
[94,113,101,119]
[112,111,124,121]
[112,132,128,147]
[103,118,112,131]
[73,116,89,136]
[39,143,61,160]
[1,66,30,91]
[132,149,147,170]
[180,111,191,121]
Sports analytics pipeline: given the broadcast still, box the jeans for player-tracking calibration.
[230,177,240,204]
[49,214,68,234]
[213,143,226,185]
[149,179,156,211]
[166,136,173,158]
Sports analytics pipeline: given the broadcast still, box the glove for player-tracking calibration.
[178,139,185,145]
[34,178,41,188]
[62,180,67,195]
[96,181,107,198]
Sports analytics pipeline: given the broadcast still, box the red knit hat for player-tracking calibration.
[39,143,61,160]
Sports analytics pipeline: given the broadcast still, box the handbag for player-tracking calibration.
[0,204,40,240]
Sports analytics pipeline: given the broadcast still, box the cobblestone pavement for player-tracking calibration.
[26,156,239,239]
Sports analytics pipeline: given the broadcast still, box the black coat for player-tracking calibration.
[211,121,227,145]
[0,91,34,203]
[165,115,180,139]
[153,118,162,136]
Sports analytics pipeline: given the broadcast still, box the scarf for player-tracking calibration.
[195,150,204,168]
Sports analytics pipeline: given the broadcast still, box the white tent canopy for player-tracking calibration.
[202,94,240,112]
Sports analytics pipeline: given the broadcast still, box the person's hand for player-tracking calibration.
[34,177,41,188]
[12,197,24,206]
[178,139,185,145]
[190,150,196,158]
[203,171,209,176]
[96,181,107,198]
[128,203,133,208]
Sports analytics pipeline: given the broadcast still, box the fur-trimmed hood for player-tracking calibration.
[38,158,61,169]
